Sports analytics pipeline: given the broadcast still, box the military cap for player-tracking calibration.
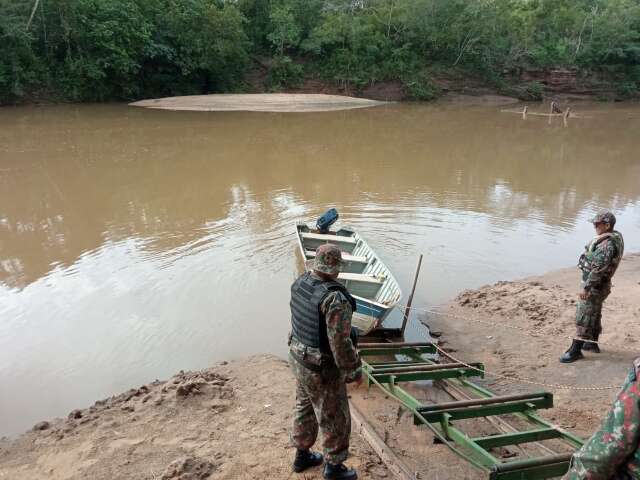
[590,210,616,226]
[314,243,343,275]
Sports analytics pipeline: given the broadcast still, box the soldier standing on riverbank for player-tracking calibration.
[563,358,640,479]
[560,211,624,363]
[288,243,362,480]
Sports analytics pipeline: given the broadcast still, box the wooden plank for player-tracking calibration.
[371,362,474,373]
[501,110,564,117]
[339,272,384,284]
[361,342,434,348]
[439,380,560,457]
[350,402,417,480]
[367,361,430,368]
[417,395,553,423]
[472,428,561,449]
[375,366,484,384]
[359,345,435,356]
[300,232,357,244]
[489,453,572,478]
[490,461,570,480]
[419,392,551,412]
[305,250,367,263]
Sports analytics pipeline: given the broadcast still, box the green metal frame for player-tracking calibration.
[359,342,583,480]
[417,392,554,422]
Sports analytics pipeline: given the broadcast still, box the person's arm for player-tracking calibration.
[321,291,361,379]
[583,240,617,292]
[564,370,640,479]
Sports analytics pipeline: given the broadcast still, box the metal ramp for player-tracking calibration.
[359,342,583,480]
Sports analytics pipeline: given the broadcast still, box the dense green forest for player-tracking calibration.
[1,0,639,104]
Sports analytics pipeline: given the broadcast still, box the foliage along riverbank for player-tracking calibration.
[2,0,640,105]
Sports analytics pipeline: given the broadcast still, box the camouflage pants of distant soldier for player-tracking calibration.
[289,355,351,464]
[575,283,611,341]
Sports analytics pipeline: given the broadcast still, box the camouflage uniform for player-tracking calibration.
[575,212,624,341]
[564,359,640,480]
[289,244,362,465]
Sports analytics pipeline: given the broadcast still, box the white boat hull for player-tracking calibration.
[295,223,402,326]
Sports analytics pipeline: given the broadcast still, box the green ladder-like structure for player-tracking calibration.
[359,342,584,480]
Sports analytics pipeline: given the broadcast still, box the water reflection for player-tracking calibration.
[2,104,640,288]
[0,102,639,435]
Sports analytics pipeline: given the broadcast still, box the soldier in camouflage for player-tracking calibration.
[560,211,624,363]
[563,358,640,479]
[288,243,362,480]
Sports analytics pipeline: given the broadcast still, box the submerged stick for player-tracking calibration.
[564,107,571,127]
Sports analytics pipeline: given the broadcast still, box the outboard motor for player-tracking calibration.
[316,208,339,233]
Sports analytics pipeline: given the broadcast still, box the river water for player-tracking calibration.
[1,101,639,436]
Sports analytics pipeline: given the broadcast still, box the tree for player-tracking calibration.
[0,0,42,103]
[267,4,301,56]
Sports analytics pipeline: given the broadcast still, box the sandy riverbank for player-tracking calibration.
[128,92,522,113]
[0,355,389,480]
[341,253,640,480]
[427,252,640,438]
[129,93,387,113]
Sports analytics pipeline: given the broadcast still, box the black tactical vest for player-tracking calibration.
[290,271,357,354]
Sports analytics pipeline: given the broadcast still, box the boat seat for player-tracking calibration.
[300,232,357,245]
[305,250,367,264]
[338,273,384,284]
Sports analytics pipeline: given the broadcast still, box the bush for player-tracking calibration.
[616,82,639,99]
[521,81,545,101]
[0,0,249,102]
[47,0,151,101]
[268,55,303,90]
[1,0,640,103]
[403,72,442,101]
[139,0,249,98]
[0,1,42,103]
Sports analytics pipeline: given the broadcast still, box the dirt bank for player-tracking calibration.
[426,252,640,438]
[0,352,482,480]
[0,355,389,480]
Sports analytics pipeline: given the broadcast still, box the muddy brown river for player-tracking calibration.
[1,101,639,436]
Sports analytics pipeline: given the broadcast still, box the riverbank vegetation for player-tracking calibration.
[1,0,639,104]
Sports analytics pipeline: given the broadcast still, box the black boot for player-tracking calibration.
[293,449,323,473]
[582,335,600,353]
[323,462,358,480]
[560,340,584,363]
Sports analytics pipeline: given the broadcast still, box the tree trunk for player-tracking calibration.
[26,0,41,31]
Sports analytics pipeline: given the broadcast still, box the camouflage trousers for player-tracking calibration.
[575,283,611,340]
[289,353,351,464]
